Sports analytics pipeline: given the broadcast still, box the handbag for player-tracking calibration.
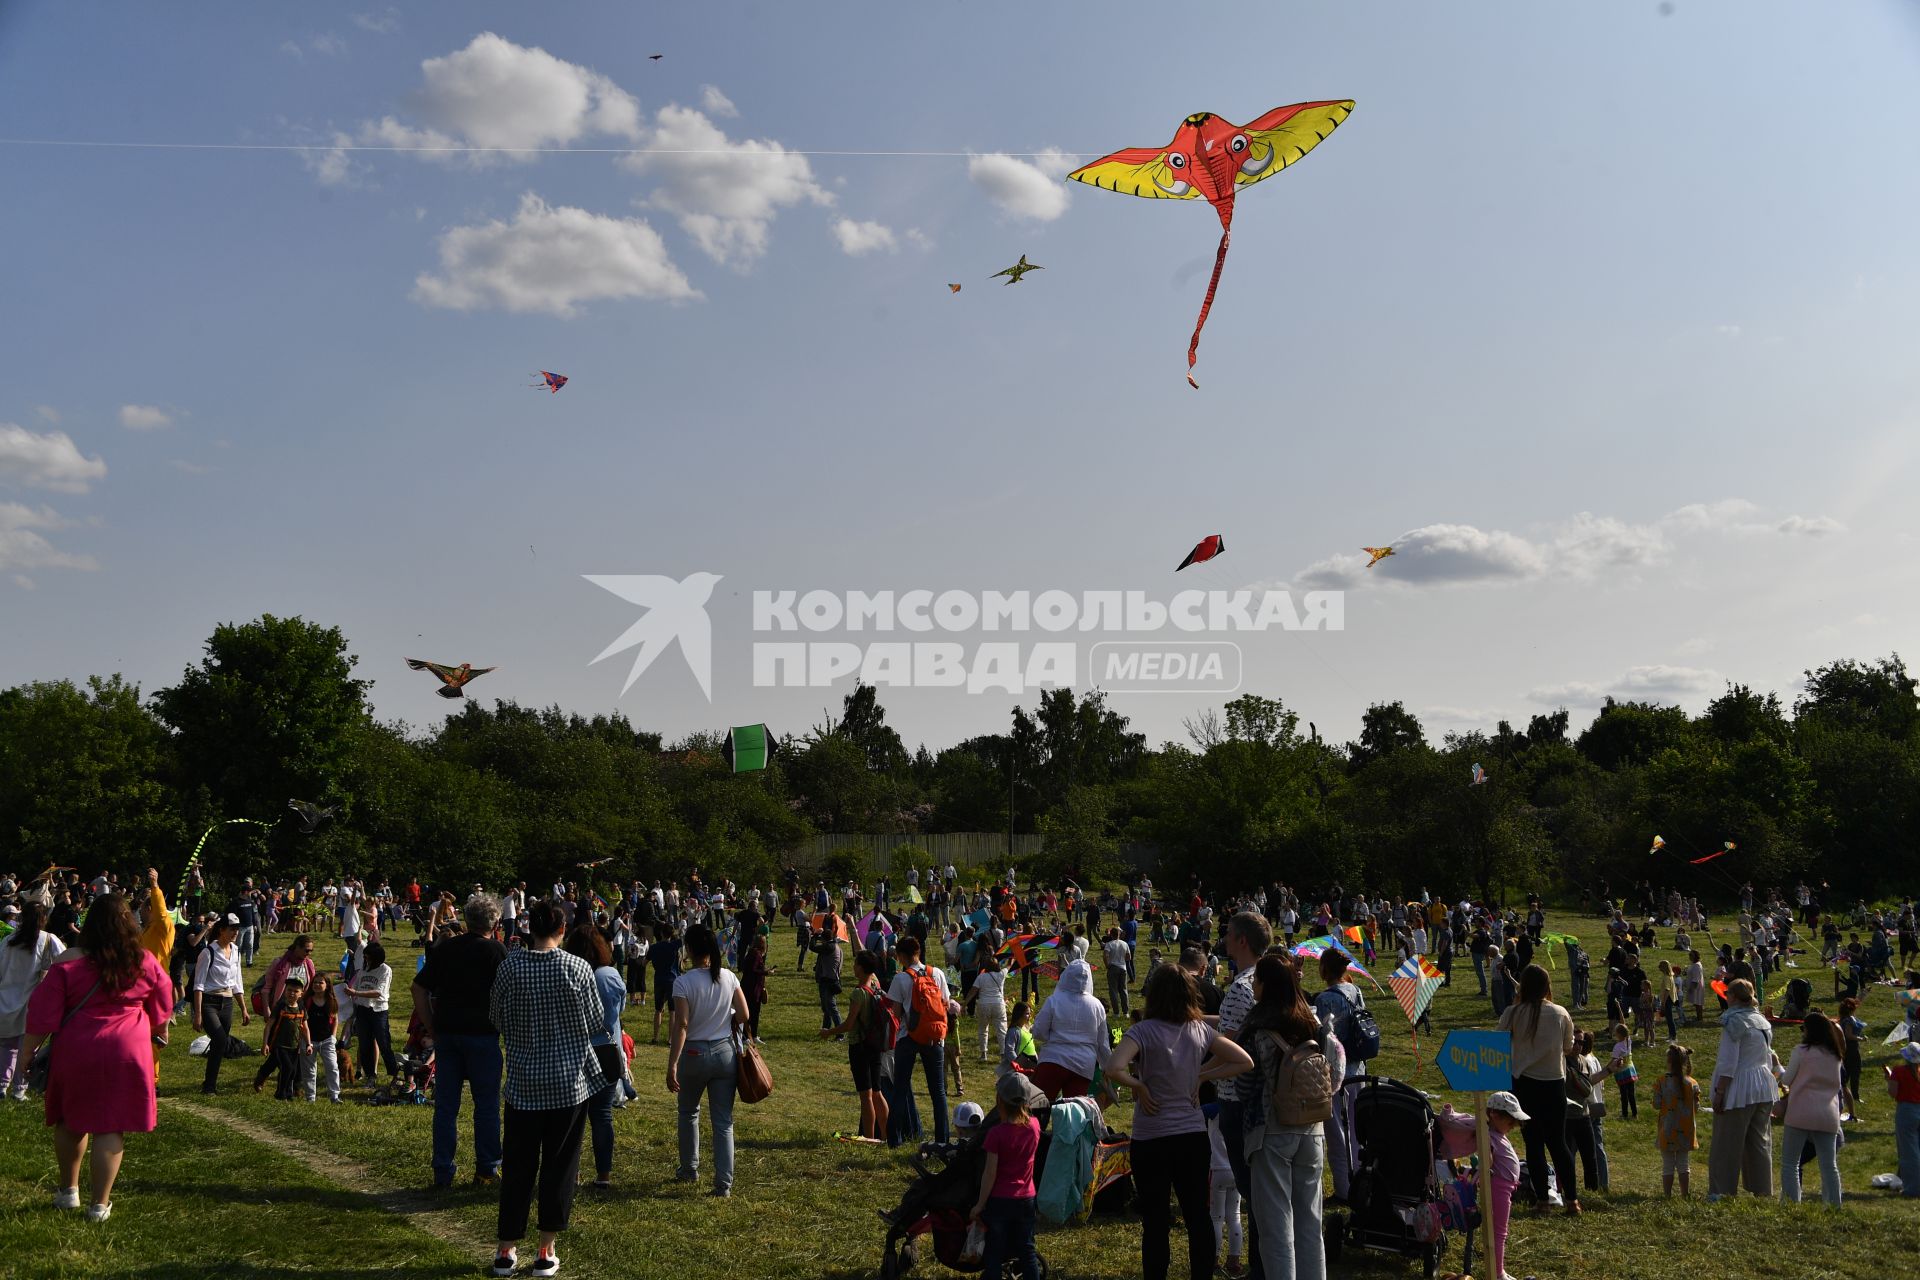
[736,1034,774,1104]
[26,976,103,1094]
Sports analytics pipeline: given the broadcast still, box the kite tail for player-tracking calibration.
[1187,226,1231,389]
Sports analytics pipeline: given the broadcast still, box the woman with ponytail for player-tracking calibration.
[667,922,751,1196]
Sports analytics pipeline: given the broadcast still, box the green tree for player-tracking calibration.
[1036,785,1123,886]
[0,677,185,873]
[1348,701,1425,770]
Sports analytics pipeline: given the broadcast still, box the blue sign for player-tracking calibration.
[1435,1029,1514,1092]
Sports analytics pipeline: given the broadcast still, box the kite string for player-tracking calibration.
[0,138,1097,159]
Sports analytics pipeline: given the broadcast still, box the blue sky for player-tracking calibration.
[3,1,1918,752]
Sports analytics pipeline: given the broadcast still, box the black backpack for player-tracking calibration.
[1327,987,1381,1062]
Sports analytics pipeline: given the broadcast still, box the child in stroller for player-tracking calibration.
[371,1008,434,1105]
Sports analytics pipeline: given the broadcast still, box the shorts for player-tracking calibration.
[848,1043,882,1092]
[1661,1147,1691,1177]
[655,984,674,1012]
[627,959,647,992]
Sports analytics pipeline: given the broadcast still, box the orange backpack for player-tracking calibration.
[905,966,949,1046]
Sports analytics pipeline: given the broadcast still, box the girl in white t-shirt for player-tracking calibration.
[970,953,1009,1064]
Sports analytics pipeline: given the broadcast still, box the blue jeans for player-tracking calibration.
[1249,1130,1324,1280]
[1218,1099,1264,1280]
[675,1038,737,1192]
[1591,1115,1610,1191]
[1780,1125,1842,1206]
[979,1195,1040,1280]
[432,1033,503,1184]
[1896,1101,1920,1197]
[1472,951,1487,995]
[888,1038,949,1147]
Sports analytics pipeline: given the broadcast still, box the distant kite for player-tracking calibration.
[991,255,1043,285]
[648,54,664,61]
[405,658,497,699]
[1067,101,1353,386]
[1363,546,1395,568]
[1649,835,1666,855]
[948,283,963,294]
[532,371,568,394]
[1177,534,1224,572]
[287,800,338,835]
[1470,763,1487,787]
[1691,840,1737,865]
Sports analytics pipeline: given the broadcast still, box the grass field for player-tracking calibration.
[2,909,1913,1280]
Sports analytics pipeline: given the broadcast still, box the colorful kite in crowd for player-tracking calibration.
[532,371,568,394]
[1176,534,1224,572]
[1363,545,1395,568]
[991,255,1044,284]
[405,658,497,700]
[1390,955,1444,1027]
[176,818,277,921]
[286,799,337,835]
[1470,763,1487,786]
[723,723,775,774]
[1691,841,1737,865]
[1068,100,1353,387]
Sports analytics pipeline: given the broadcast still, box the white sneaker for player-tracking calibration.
[85,1202,111,1223]
[489,1248,517,1277]
[53,1187,80,1210]
[530,1249,559,1276]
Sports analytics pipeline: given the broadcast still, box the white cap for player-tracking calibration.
[953,1101,985,1129]
[1485,1090,1530,1123]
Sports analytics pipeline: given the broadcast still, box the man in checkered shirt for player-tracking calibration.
[486,900,607,1278]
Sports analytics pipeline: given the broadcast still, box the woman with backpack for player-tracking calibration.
[1240,953,1342,1280]
[1105,963,1253,1280]
[1494,963,1582,1216]
[820,949,892,1141]
[1309,949,1374,1203]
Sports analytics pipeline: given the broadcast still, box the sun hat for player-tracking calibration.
[1485,1090,1530,1123]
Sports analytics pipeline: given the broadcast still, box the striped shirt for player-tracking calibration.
[1215,967,1257,1102]
[489,946,607,1110]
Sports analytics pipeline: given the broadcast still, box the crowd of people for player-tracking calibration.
[3,859,1919,1279]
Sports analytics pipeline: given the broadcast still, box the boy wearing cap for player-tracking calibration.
[1483,1091,1526,1280]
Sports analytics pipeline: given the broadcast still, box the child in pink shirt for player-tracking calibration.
[973,1072,1046,1280]
[1485,1091,1527,1280]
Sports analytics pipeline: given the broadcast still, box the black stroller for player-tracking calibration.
[878,1131,1053,1279]
[1323,1075,1466,1278]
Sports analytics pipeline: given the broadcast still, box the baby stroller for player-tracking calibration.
[877,1133,1052,1280]
[1324,1075,1457,1278]
[370,1048,434,1106]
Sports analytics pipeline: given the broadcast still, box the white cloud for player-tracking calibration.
[375,32,642,160]
[1425,705,1499,724]
[625,105,832,267]
[351,9,400,34]
[1297,498,1845,589]
[0,501,98,575]
[31,405,58,423]
[170,460,210,475]
[303,132,360,187]
[1527,664,1723,706]
[699,85,738,119]
[1673,636,1716,657]
[967,148,1075,222]
[0,424,107,493]
[905,228,933,250]
[413,192,698,315]
[1778,514,1844,536]
[280,33,348,60]
[118,404,174,431]
[831,218,898,256]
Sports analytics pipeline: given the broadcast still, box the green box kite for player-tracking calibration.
[724,723,774,774]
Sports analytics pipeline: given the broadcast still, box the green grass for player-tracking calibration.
[2,910,1913,1278]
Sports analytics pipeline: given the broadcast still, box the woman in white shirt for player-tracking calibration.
[968,953,1009,1064]
[346,942,397,1082]
[0,903,66,1098]
[666,923,751,1196]
[1707,978,1779,1199]
[192,915,250,1094]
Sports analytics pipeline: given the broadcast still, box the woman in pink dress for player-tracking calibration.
[21,892,173,1222]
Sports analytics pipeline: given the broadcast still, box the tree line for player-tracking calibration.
[1,614,1915,904]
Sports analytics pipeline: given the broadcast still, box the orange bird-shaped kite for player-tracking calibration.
[406,658,497,699]
[1363,546,1395,568]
